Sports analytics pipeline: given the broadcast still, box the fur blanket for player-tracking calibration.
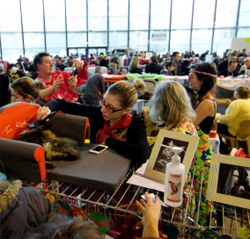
[16,126,80,162]
[0,180,22,214]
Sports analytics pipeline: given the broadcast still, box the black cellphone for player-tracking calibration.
[72,69,78,76]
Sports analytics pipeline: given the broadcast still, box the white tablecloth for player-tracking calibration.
[172,75,250,91]
[217,76,250,91]
[162,75,189,84]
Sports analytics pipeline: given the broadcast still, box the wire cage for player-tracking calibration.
[35,168,250,238]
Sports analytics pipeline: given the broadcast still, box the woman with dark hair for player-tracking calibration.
[11,77,41,103]
[160,61,176,75]
[189,62,217,226]
[145,56,162,74]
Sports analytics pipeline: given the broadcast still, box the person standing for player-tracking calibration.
[172,51,183,76]
[84,66,105,106]
[189,62,218,227]
[55,56,66,71]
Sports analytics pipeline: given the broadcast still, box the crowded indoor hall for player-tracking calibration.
[0,0,250,238]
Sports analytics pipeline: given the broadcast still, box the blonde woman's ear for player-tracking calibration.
[124,107,131,114]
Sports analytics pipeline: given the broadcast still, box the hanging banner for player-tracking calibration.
[151,33,167,41]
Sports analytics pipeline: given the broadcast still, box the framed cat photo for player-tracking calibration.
[145,130,199,183]
[207,154,250,209]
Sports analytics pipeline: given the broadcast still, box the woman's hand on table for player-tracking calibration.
[36,106,51,120]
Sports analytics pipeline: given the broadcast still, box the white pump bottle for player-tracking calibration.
[161,144,185,207]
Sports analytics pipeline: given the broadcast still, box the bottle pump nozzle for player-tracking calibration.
[159,143,184,164]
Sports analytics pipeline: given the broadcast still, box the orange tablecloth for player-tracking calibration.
[103,75,126,83]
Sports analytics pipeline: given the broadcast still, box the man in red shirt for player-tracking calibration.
[34,52,88,103]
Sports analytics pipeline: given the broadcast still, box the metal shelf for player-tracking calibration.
[35,168,250,238]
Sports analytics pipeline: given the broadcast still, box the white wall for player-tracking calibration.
[231,38,250,52]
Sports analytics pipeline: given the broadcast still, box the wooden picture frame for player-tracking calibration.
[207,154,250,209]
[145,130,199,183]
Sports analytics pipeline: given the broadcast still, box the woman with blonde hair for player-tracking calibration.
[128,56,142,74]
[149,80,197,135]
[38,80,148,168]
[149,80,197,222]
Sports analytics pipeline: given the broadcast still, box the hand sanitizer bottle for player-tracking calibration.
[162,145,185,207]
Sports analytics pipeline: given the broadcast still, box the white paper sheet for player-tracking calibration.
[127,160,165,192]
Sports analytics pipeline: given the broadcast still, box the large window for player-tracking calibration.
[213,29,236,56]
[130,31,148,51]
[171,0,193,30]
[88,32,107,47]
[1,0,250,62]
[130,0,149,31]
[170,30,190,53]
[21,0,44,32]
[109,32,128,50]
[44,0,66,32]
[109,0,128,31]
[0,0,22,32]
[237,28,250,38]
[0,0,23,61]
[191,29,213,54]
[1,33,23,62]
[67,33,87,47]
[46,33,66,56]
[24,33,45,59]
[66,0,86,31]
[88,0,107,31]
[238,0,250,27]
[215,0,239,28]
[193,0,215,29]
[151,0,171,30]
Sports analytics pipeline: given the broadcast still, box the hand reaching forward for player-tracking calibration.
[136,192,161,238]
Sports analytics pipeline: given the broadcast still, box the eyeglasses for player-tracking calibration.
[100,97,124,113]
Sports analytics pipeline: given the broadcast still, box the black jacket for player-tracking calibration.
[145,63,162,74]
[46,99,149,167]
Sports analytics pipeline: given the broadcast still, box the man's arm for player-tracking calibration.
[39,75,63,99]
[74,60,88,86]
